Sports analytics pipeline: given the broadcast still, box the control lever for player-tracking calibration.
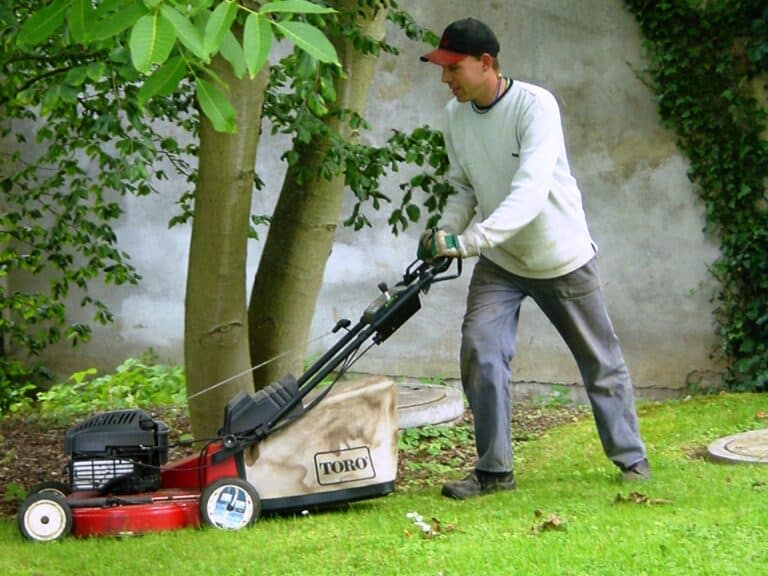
[378,282,392,302]
[332,319,352,333]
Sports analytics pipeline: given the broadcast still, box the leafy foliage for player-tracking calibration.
[398,422,474,478]
[347,126,454,233]
[260,2,452,234]
[0,1,340,399]
[1,1,450,408]
[0,359,39,414]
[12,0,340,132]
[173,1,452,235]
[398,422,473,453]
[625,0,768,391]
[35,352,186,417]
[0,1,199,393]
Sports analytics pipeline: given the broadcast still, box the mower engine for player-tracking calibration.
[64,409,169,495]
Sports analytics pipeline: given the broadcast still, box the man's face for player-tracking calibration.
[440,56,487,102]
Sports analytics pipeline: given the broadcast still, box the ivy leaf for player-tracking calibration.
[137,56,186,106]
[260,0,337,15]
[243,12,272,78]
[196,78,237,133]
[17,0,69,47]
[129,12,177,74]
[220,31,246,79]
[273,20,338,64]
[203,0,238,58]
[161,4,205,59]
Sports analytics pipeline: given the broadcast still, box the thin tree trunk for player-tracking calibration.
[185,55,269,440]
[248,2,387,390]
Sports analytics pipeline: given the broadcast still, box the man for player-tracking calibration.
[418,18,650,499]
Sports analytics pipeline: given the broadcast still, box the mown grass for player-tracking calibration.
[1,392,766,576]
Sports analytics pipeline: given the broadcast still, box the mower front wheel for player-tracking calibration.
[200,477,261,530]
[18,491,73,542]
[28,480,71,499]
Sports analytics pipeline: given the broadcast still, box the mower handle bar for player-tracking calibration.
[243,257,462,442]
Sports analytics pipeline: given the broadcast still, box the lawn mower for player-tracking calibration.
[17,258,461,541]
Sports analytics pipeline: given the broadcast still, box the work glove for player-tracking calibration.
[417,228,480,261]
[417,228,436,261]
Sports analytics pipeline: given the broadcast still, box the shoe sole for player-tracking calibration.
[441,483,516,500]
[621,471,651,482]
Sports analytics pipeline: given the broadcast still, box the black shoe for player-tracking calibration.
[441,469,516,500]
[620,458,651,482]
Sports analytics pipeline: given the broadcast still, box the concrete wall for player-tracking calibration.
[12,0,723,399]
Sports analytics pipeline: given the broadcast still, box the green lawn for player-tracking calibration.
[1,393,766,575]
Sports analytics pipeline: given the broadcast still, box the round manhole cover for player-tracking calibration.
[398,384,449,408]
[707,429,768,464]
[397,383,464,429]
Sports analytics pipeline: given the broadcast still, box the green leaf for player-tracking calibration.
[294,49,317,79]
[90,2,149,42]
[129,12,177,74]
[65,65,89,86]
[273,20,338,64]
[243,13,273,78]
[161,4,205,59]
[203,0,238,57]
[220,31,246,79]
[92,0,131,18]
[41,85,62,115]
[68,0,94,43]
[185,0,215,17]
[260,0,336,14]
[306,92,328,117]
[17,0,70,47]
[319,72,336,101]
[196,78,237,133]
[86,62,107,82]
[59,84,79,104]
[137,56,186,105]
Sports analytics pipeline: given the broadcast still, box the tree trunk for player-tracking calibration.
[185,55,269,440]
[248,3,387,390]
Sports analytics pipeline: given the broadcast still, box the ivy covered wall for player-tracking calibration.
[624,1,768,391]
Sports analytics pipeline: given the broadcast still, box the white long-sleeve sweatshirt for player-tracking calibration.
[439,79,596,279]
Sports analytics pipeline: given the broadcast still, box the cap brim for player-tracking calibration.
[419,49,468,66]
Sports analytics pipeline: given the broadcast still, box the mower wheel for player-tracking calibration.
[28,481,71,498]
[18,491,73,542]
[200,477,261,531]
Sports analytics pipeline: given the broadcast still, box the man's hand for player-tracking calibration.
[417,228,480,261]
[417,228,436,261]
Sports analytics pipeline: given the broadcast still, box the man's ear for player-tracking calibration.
[480,53,495,72]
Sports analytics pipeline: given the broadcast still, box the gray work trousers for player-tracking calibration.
[461,256,647,473]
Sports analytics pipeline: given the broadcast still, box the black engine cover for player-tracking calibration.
[65,409,168,459]
[65,409,168,494]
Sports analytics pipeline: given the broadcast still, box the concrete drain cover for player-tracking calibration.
[707,429,768,464]
[397,383,464,429]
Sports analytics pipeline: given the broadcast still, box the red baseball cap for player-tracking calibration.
[420,18,500,66]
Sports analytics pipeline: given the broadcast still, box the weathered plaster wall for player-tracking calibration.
[17,0,722,398]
